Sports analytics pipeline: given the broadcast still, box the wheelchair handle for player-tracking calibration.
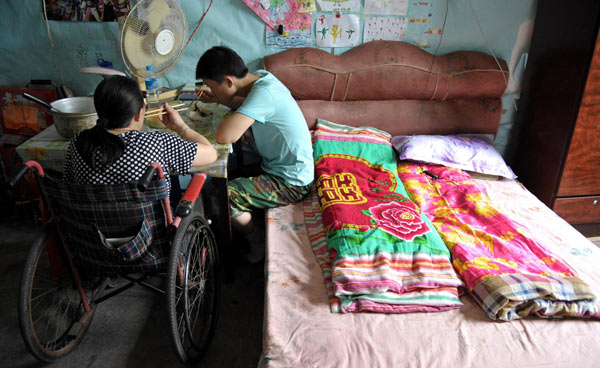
[7,165,30,188]
[137,163,165,192]
[7,161,44,188]
[137,166,156,192]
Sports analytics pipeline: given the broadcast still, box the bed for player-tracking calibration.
[259,41,600,367]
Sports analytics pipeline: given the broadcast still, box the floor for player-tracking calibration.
[0,194,265,367]
[4,177,600,368]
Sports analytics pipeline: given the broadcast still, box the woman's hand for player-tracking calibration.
[196,85,217,103]
[157,103,187,133]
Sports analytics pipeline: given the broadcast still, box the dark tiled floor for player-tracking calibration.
[0,195,264,367]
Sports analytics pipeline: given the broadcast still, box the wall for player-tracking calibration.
[0,0,537,156]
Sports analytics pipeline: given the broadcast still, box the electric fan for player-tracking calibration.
[119,0,188,82]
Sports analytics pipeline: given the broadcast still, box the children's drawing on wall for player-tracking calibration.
[316,0,360,12]
[298,0,316,13]
[44,0,130,22]
[77,44,90,67]
[364,0,408,15]
[243,0,313,48]
[315,14,360,48]
[363,16,406,42]
[265,14,313,48]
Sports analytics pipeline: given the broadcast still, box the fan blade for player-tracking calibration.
[125,16,150,36]
[148,0,170,33]
[123,31,153,75]
[123,29,176,76]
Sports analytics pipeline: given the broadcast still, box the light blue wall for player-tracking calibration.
[0,0,536,156]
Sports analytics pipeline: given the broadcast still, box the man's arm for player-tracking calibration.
[216,112,255,144]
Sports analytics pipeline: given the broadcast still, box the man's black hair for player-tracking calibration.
[196,46,248,83]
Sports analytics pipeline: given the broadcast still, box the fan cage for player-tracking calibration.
[119,0,189,79]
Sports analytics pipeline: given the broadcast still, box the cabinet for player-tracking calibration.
[515,0,600,228]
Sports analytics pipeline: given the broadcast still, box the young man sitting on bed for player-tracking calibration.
[196,46,314,263]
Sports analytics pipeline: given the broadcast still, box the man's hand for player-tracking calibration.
[196,85,218,104]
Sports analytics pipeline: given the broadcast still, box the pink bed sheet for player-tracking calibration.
[261,178,600,368]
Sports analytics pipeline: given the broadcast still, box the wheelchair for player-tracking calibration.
[8,161,221,364]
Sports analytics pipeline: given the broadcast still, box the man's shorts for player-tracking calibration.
[228,173,312,218]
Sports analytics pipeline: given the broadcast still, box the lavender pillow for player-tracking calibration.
[391,134,517,179]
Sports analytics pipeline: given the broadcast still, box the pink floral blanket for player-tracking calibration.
[397,162,600,320]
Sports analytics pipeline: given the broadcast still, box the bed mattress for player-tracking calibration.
[261,177,600,368]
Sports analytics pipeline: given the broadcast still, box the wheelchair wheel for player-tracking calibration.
[167,213,221,364]
[18,225,98,362]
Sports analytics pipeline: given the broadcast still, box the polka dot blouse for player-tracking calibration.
[63,130,198,194]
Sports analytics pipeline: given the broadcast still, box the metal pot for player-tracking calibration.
[49,97,97,139]
[23,93,98,139]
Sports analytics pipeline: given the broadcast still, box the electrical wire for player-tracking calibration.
[183,0,213,52]
[413,0,449,136]
[468,0,518,111]
[430,0,449,67]
[41,0,66,85]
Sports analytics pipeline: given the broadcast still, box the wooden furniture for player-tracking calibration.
[514,0,600,230]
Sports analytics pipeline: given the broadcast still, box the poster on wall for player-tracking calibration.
[315,14,360,48]
[243,0,313,48]
[243,0,307,30]
[298,0,316,12]
[364,0,408,16]
[363,16,406,42]
[44,0,131,22]
[316,0,361,12]
[266,18,313,48]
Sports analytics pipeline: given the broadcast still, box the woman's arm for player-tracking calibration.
[159,103,217,166]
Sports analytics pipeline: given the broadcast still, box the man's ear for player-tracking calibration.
[224,76,235,88]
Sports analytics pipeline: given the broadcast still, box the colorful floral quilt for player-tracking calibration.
[397,162,600,321]
[304,120,463,313]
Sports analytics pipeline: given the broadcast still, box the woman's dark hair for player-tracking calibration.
[75,75,144,170]
[195,46,248,83]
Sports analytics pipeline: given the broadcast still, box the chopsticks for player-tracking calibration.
[190,87,204,110]
[145,85,206,118]
[145,103,188,118]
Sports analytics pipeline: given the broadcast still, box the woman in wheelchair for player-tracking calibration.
[63,75,217,194]
[12,75,222,365]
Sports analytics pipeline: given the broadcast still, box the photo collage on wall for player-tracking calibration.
[242,0,430,48]
[44,0,132,22]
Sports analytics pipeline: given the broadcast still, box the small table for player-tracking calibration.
[15,102,234,262]
[16,102,232,177]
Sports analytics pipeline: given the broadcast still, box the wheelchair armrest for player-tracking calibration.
[175,173,207,218]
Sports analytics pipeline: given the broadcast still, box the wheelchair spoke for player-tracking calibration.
[186,252,206,334]
[168,215,220,364]
[33,284,81,346]
[30,283,62,303]
[20,228,97,361]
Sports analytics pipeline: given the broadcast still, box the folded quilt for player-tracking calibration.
[305,120,463,313]
[397,162,600,321]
